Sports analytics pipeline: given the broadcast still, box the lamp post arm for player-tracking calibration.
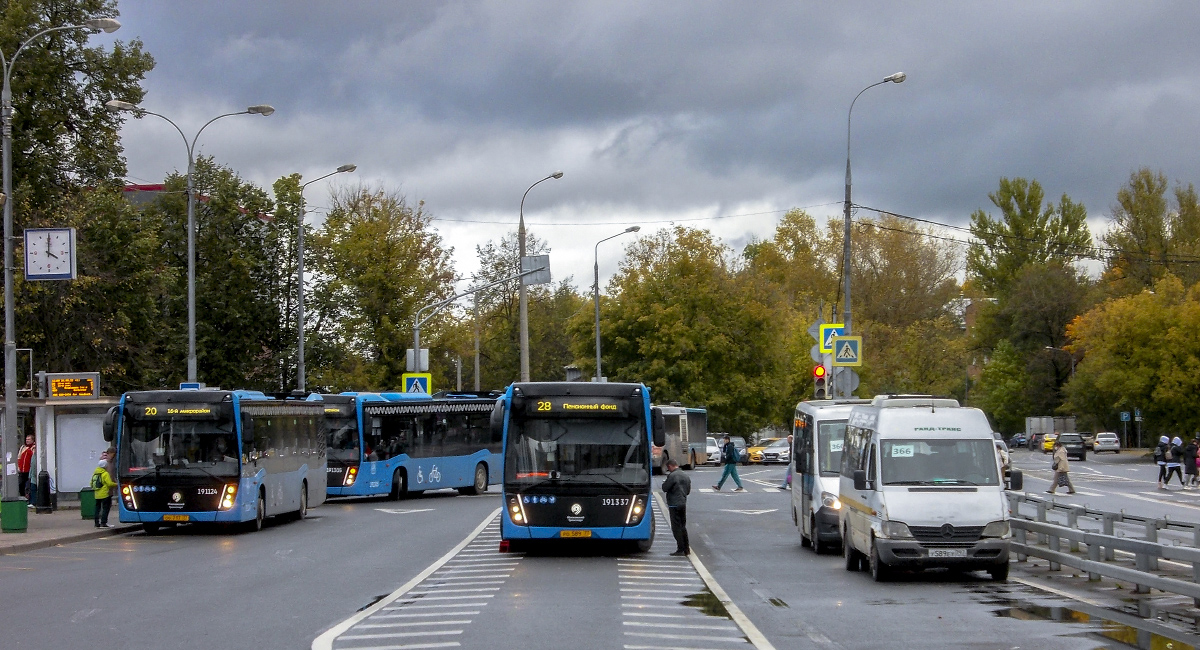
[412,267,546,364]
[845,80,888,174]
[190,111,251,156]
[5,24,93,90]
[520,174,557,220]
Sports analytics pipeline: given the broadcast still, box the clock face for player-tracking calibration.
[24,228,76,280]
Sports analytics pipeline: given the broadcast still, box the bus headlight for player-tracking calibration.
[121,485,137,511]
[219,483,238,511]
[508,495,528,525]
[881,520,913,539]
[981,521,1011,538]
[820,492,841,510]
[625,496,647,525]
[344,466,358,487]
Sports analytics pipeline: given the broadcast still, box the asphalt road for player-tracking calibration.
[4,460,1197,649]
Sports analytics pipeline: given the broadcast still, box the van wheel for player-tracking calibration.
[869,538,891,582]
[989,562,1010,582]
[811,516,825,555]
[843,528,861,571]
[459,463,487,496]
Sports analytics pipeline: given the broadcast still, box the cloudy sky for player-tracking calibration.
[107,1,1200,288]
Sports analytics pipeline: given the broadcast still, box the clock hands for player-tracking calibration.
[46,232,57,259]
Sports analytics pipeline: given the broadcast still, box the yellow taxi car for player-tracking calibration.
[747,438,782,464]
[1041,433,1057,453]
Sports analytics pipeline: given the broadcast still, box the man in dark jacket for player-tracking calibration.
[711,435,745,492]
[661,459,691,556]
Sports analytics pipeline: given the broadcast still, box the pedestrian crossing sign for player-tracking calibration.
[402,373,432,394]
[831,336,862,367]
[818,323,846,353]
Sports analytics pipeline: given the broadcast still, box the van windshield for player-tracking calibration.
[880,439,999,486]
[818,421,846,476]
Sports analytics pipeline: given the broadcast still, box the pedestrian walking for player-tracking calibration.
[779,434,794,490]
[711,435,745,492]
[1184,438,1199,489]
[661,459,691,556]
[90,458,118,528]
[16,433,34,499]
[1165,436,1186,488]
[1155,435,1170,489]
[1046,439,1075,495]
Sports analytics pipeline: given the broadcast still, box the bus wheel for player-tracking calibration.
[295,482,308,520]
[683,452,694,471]
[249,492,266,532]
[389,469,405,501]
[459,463,487,496]
[634,517,655,553]
[142,523,161,535]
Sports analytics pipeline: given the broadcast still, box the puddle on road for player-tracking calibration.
[981,594,1195,650]
[682,588,732,619]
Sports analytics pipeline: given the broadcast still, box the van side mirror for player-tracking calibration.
[651,407,666,447]
[1007,470,1023,492]
[490,400,505,440]
[853,469,868,491]
[102,406,119,443]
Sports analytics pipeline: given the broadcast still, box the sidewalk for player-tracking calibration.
[0,504,138,555]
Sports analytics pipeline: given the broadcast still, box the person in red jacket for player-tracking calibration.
[16,433,34,499]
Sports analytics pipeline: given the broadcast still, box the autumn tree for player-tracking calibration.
[1102,168,1200,293]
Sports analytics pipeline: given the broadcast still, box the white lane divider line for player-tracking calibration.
[312,509,507,650]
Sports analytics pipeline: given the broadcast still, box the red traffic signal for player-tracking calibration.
[813,365,829,398]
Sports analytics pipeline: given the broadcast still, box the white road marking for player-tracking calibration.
[370,611,482,619]
[355,620,473,629]
[718,509,777,515]
[623,621,742,631]
[373,508,437,514]
[338,630,463,640]
[624,631,751,644]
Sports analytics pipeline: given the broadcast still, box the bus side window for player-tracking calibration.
[866,443,876,485]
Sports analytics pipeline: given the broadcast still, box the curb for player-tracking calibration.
[0,524,139,556]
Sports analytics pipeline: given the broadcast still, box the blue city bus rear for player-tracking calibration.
[109,390,326,533]
[498,382,665,551]
[322,392,394,497]
[325,391,503,499]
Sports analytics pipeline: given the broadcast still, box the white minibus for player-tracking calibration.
[839,396,1022,582]
[791,398,870,554]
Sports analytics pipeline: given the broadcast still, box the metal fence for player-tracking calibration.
[1007,492,1200,606]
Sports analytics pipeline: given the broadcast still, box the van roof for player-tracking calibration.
[871,395,960,408]
[849,401,992,438]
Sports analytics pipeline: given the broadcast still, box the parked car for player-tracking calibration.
[760,438,791,464]
[1056,433,1087,461]
[1008,433,1028,448]
[706,437,720,465]
[1092,432,1121,454]
[731,437,749,465]
[1041,433,1058,453]
[748,438,782,464]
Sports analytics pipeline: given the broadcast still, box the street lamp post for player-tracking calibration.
[841,71,904,398]
[517,171,562,382]
[1,18,120,505]
[593,226,639,382]
[296,164,356,392]
[106,100,274,384]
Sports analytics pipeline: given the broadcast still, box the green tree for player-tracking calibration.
[973,339,1029,434]
[1102,168,1200,293]
[967,178,1091,296]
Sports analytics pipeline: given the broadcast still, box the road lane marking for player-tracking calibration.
[311,509,500,650]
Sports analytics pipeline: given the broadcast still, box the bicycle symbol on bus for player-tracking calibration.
[416,465,443,485]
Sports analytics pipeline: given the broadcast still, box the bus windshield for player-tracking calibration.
[325,415,359,463]
[120,416,239,478]
[506,417,648,487]
[880,439,999,486]
[818,420,846,476]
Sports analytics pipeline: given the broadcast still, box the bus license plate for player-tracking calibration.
[162,515,189,522]
[928,548,967,558]
[560,530,592,538]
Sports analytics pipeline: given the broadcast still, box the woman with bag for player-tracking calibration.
[1046,440,1075,495]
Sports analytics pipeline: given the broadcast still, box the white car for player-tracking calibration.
[706,437,720,464]
[1093,432,1121,453]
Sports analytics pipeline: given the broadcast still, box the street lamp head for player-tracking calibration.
[84,18,122,33]
[625,226,640,233]
[885,72,906,83]
[246,104,275,116]
[336,164,357,173]
[551,171,564,179]
[104,99,137,113]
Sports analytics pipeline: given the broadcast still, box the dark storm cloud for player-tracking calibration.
[111,0,1200,282]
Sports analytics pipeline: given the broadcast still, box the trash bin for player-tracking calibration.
[1,498,28,533]
[79,488,96,520]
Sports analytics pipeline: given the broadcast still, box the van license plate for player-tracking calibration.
[162,515,189,522]
[928,548,967,558]
[560,530,591,538]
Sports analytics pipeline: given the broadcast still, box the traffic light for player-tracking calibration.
[813,365,828,399]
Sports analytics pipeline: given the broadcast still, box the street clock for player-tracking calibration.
[23,227,77,281]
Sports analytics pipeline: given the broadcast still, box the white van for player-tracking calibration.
[791,398,870,554]
[839,396,1022,582]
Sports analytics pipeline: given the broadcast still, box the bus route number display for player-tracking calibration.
[526,398,626,417]
[46,372,99,399]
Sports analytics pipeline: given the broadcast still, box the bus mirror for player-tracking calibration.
[511,395,526,414]
[853,469,868,491]
[490,400,505,439]
[651,407,665,447]
[1007,470,1023,491]
[102,406,119,442]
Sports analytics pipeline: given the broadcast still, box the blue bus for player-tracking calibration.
[324,391,502,499]
[104,390,327,533]
[496,382,665,552]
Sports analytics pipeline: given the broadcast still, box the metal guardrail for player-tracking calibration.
[1007,493,1200,606]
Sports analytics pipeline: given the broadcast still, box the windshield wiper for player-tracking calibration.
[576,470,637,494]
[931,478,979,485]
[886,480,936,485]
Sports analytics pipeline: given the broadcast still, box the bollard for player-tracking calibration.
[34,470,52,513]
